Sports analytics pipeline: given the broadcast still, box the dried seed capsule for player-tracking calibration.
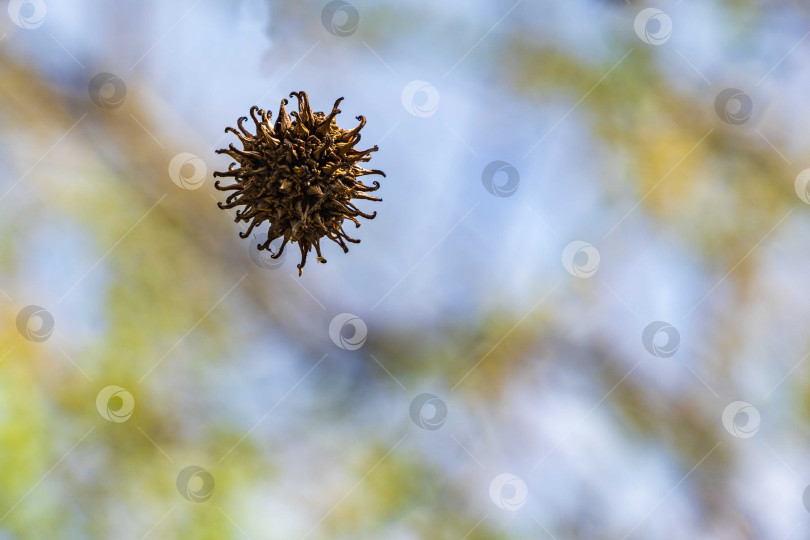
[214,91,385,275]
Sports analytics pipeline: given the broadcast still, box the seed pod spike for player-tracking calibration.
[275,99,292,133]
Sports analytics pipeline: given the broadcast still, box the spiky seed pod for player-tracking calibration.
[214,91,385,276]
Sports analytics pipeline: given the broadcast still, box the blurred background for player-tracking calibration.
[2,0,810,538]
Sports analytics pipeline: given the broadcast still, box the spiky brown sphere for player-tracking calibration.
[214,91,385,275]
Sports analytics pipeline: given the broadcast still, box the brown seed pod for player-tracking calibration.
[214,91,385,275]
